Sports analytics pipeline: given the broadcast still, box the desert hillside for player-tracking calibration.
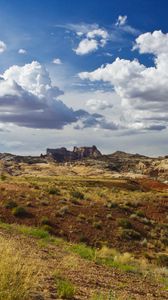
[0,147,168,299]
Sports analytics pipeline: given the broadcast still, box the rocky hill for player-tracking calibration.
[0,147,168,182]
[46,145,102,162]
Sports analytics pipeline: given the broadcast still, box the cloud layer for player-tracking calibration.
[79,30,168,131]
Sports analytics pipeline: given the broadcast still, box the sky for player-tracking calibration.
[0,0,168,156]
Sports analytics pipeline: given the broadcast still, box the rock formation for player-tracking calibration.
[46,145,102,162]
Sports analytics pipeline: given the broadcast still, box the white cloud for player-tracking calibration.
[62,23,99,35]
[0,61,116,131]
[87,28,108,40]
[86,99,113,111]
[116,15,127,26]
[18,48,27,54]
[74,38,98,55]
[115,15,140,36]
[79,30,168,132]
[133,30,168,55]
[0,40,6,53]
[73,25,109,55]
[52,58,62,65]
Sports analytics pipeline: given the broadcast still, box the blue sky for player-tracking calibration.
[0,0,168,156]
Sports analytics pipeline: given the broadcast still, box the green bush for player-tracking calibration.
[71,190,84,200]
[136,210,145,218]
[117,218,133,229]
[119,229,141,241]
[12,206,28,218]
[41,224,54,234]
[157,253,168,267]
[4,200,17,209]
[93,220,102,230]
[40,216,51,226]
[48,188,60,195]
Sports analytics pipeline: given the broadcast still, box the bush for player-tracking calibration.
[117,218,133,229]
[41,224,54,234]
[106,202,118,209]
[58,206,69,217]
[71,190,84,200]
[12,206,28,218]
[48,187,60,195]
[4,200,17,209]
[40,216,51,226]
[0,236,40,300]
[157,253,168,267]
[136,210,145,218]
[119,229,141,240]
[93,220,103,230]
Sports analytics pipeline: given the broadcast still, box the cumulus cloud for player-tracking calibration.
[86,99,113,111]
[52,58,62,64]
[0,61,117,131]
[73,25,109,55]
[79,30,168,131]
[18,48,27,54]
[0,40,6,53]
[74,38,98,55]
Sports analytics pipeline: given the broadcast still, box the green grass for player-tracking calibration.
[69,243,95,261]
[54,273,75,299]
[89,291,116,300]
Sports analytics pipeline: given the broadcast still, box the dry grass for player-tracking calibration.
[0,236,40,300]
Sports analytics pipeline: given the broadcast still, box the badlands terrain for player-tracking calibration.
[0,146,168,299]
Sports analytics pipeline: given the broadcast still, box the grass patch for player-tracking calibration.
[54,272,76,299]
[0,236,40,300]
[89,291,116,300]
[70,243,95,261]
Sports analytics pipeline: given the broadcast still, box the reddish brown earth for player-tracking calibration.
[0,177,168,258]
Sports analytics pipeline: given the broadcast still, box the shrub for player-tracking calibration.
[106,202,118,209]
[41,224,54,234]
[0,236,40,300]
[119,228,141,241]
[157,253,168,267]
[12,206,28,218]
[117,218,133,229]
[136,210,145,218]
[71,190,84,200]
[58,206,69,217]
[49,187,60,195]
[4,200,17,209]
[40,216,51,226]
[77,213,86,222]
[93,220,103,230]
[54,273,75,299]
[0,174,7,181]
